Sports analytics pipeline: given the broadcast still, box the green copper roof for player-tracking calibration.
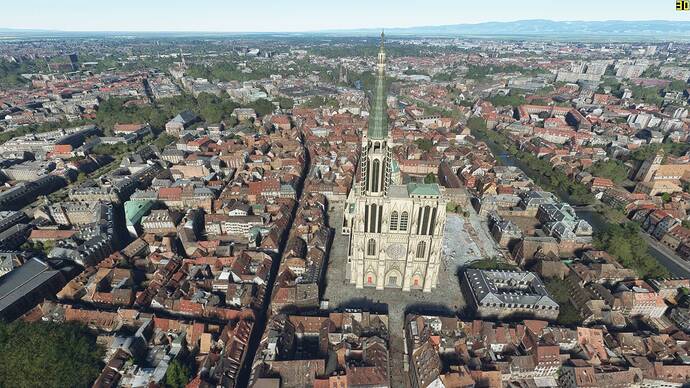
[407,183,441,197]
[391,160,400,173]
[125,200,155,226]
[368,33,389,140]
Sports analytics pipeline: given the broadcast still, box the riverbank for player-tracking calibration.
[470,124,680,278]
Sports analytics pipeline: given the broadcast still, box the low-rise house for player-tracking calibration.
[165,111,199,136]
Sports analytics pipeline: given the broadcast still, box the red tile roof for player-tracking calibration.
[159,187,183,200]
[29,229,77,240]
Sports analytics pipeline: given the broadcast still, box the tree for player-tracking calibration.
[165,360,191,388]
[544,278,582,326]
[0,59,39,87]
[432,72,455,82]
[225,116,239,127]
[0,321,103,388]
[464,64,546,81]
[186,61,272,83]
[414,138,433,152]
[632,143,690,162]
[249,98,275,116]
[468,258,517,270]
[668,80,688,92]
[632,144,661,161]
[661,192,672,203]
[424,173,438,184]
[567,184,595,206]
[595,222,669,279]
[154,133,177,149]
[588,160,629,184]
[278,97,294,110]
[488,93,526,107]
[300,96,339,109]
[466,117,487,131]
[196,93,240,124]
[641,66,661,78]
[628,85,664,107]
[599,77,622,93]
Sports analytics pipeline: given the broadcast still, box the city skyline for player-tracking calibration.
[2,3,690,387]
[2,0,688,32]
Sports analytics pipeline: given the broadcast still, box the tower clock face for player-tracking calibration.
[386,243,406,259]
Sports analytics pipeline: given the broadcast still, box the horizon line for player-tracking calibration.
[1,18,689,34]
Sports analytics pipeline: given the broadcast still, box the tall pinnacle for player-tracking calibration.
[377,30,386,74]
[368,31,388,139]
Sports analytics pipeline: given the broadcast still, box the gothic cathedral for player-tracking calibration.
[342,32,447,292]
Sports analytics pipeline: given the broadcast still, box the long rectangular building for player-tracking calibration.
[461,268,560,321]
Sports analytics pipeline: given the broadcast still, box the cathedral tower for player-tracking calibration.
[360,31,392,197]
[342,32,447,293]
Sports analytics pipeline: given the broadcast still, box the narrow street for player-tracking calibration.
[641,233,690,278]
[235,141,310,388]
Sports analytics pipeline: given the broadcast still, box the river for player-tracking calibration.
[491,147,690,278]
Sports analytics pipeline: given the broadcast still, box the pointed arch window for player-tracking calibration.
[367,238,376,256]
[390,211,399,231]
[416,241,426,259]
[371,159,380,193]
[364,205,369,232]
[429,207,438,235]
[377,205,383,233]
[421,206,431,235]
[400,211,409,231]
[369,204,377,233]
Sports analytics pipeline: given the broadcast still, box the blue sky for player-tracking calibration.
[3,0,688,32]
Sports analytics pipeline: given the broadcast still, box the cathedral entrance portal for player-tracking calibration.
[385,269,402,288]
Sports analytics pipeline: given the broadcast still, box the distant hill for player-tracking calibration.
[1,20,689,40]
[323,20,690,39]
[0,28,55,33]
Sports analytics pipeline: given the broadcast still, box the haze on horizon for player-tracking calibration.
[3,0,688,33]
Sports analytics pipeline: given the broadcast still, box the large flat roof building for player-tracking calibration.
[0,258,79,321]
[462,268,560,321]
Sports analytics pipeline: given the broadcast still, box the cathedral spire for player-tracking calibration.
[368,31,388,140]
[377,30,386,74]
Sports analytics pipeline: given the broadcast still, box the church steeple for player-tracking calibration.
[377,31,386,74]
[361,31,391,197]
[368,30,388,140]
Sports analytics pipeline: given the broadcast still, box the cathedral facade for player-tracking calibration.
[342,33,447,292]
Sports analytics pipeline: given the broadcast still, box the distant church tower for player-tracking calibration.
[338,65,349,84]
[342,32,447,293]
